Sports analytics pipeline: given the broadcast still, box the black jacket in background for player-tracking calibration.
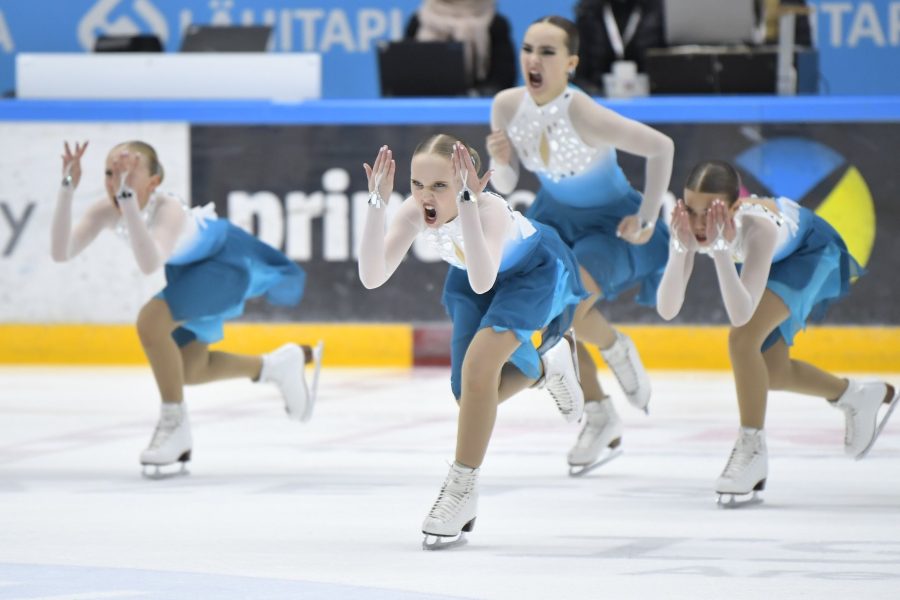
[574,0,664,94]
[404,13,518,96]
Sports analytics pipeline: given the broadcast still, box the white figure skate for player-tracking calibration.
[715,427,767,508]
[260,343,313,422]
[600,330,651,413]
[141,403,192,479]
[538,333,585,423]
[567,397,624,476]
[834,380,898,460]
[422,462,479,550]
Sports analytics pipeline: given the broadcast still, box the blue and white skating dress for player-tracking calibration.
[117,195,305,346]
[729,198,863,350]
[505,88,669,306]
[425,195,588,399]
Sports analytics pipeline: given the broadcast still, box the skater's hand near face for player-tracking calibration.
[707,198,736,250]
[110,150,142,200]
[617,214,654,245]
[485,129,512,166]
[363,145,395,204]
[451,143,492,200]
[671,199,697,252]
[61,141,89,189]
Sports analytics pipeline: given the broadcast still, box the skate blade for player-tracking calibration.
[141,455,190,480]
[285,350,313,423]
[422,532,468,551]
[309,340,325,412]
[855,386,899,461]
[716,479,765,509]
[716,490,763,509]
[568,447,623,477]
[422,517,474,551]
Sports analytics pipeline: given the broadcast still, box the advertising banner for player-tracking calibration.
[190,122,900,325]
[1,0,899,98]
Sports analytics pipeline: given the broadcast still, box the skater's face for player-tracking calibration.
[521,22,578,105]
[683,189,736,246]
[410,152,458,228]
[105,145,161,210]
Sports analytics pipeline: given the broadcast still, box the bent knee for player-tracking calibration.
[459,364,501,398]
[728,326,768,355]
[765,361,793,391]
[136,303,172,346]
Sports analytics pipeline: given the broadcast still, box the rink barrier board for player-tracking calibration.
[2,96,900,124]
[0,323,412,367]
[1,324,897,372]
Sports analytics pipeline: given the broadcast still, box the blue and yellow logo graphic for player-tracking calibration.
[736,138,874,267]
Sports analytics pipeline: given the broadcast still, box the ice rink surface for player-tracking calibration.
[1,366,898,600]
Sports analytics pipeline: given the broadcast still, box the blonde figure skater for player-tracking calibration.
[656,160,898,507]
[358,137,588,548]
[486,15,674,475]
[51,141,323,476]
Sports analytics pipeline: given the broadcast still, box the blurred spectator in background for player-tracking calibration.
[405,0,517,96]
[763,0,813,46]
[573,0,664,94]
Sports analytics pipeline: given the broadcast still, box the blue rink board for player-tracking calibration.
[1,96,899,124]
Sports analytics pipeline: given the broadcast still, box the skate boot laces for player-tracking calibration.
[147,412,181,450]
[720,436,759,480]
[547,374,578,417]
[842,405,857,446]
[427,471,476,523]
[574,406,609,449]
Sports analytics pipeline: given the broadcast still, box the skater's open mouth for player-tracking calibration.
[424,204,438,225]
[695,234,707,244]
[528,71,543,88]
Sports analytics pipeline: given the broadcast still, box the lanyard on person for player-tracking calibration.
[603,3,642,60]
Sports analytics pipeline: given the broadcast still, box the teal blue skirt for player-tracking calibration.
[762,207,863,351]
[159,220,304,347]
[442,222,588,399]
[526,186,669,307]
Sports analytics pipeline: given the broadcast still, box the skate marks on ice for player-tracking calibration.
[0,563,470,600]
[490,535,900,581]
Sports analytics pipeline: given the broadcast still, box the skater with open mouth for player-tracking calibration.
[358,137,589,548]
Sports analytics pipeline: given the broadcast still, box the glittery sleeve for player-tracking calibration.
[488,88,525,195]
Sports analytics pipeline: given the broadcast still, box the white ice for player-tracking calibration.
[1,366,899,600]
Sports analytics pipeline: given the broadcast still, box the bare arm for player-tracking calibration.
[570,91,674,223]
